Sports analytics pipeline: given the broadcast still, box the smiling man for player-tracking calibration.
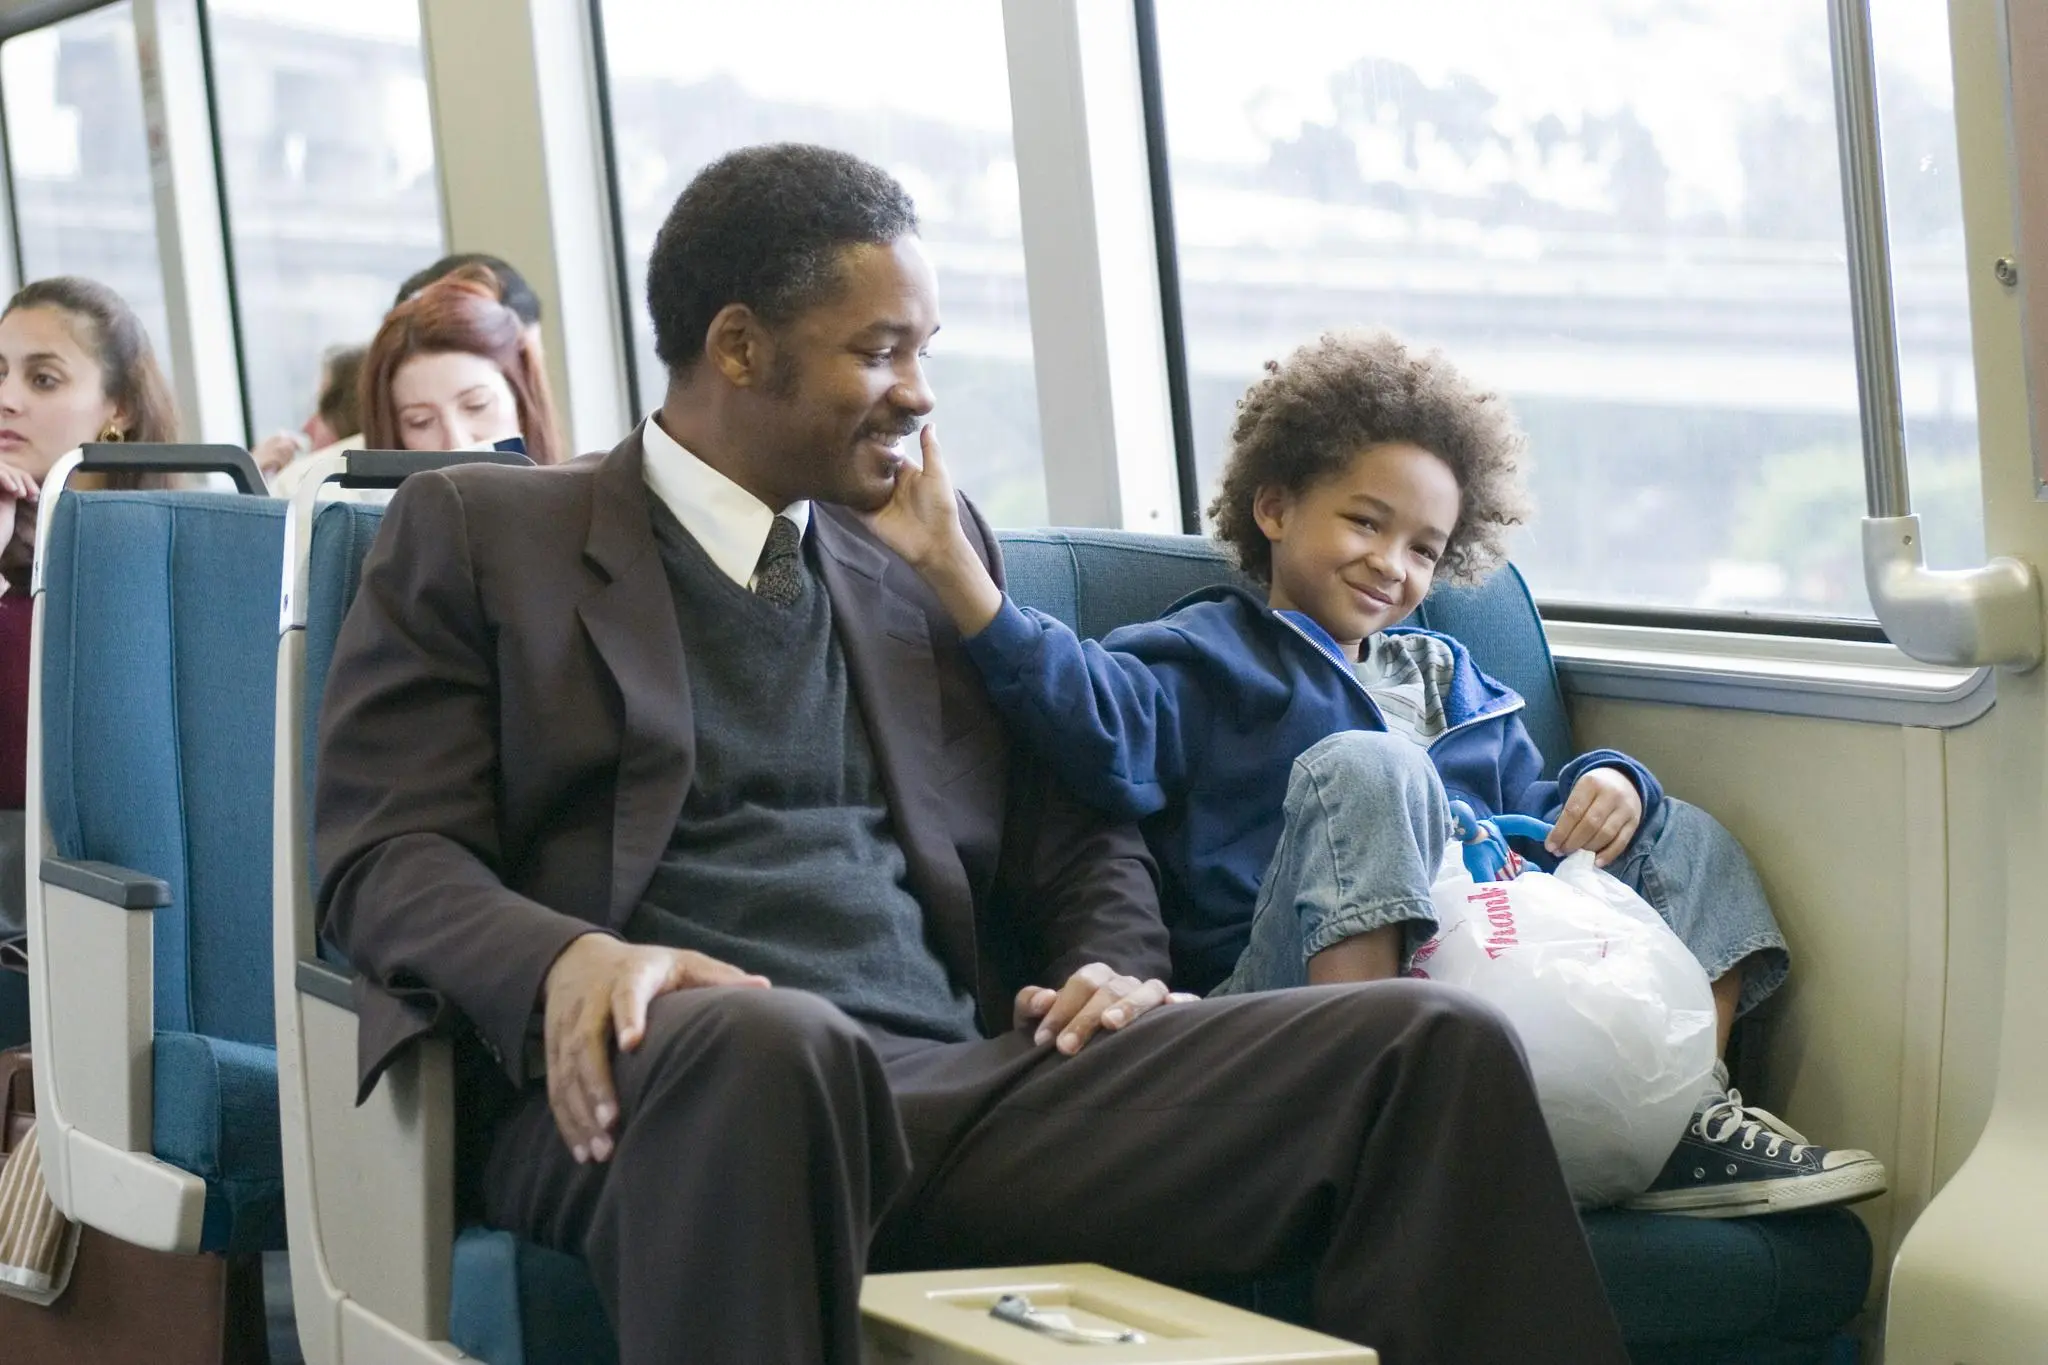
[314,143,1626,1365]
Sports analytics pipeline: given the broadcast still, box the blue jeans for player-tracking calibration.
[1215,731,1448,995]
[1215,731,1791,1015]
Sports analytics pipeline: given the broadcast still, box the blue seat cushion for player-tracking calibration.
[150,1030,286,1254]
[440,1210,1868,1362]
[0,970,25,1051]
[1626,1336,1860,1365]
[452,1227,616,1365]
[41,492,287,1045]
[1584,1207,1872,1350]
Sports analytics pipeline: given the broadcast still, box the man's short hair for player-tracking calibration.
[646,143,920,373]
[395,252,542,327]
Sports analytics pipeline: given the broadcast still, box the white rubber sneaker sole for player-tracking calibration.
[1622,1156,1888,1219]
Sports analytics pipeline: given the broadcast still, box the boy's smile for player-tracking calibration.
[1254,441,1462,659]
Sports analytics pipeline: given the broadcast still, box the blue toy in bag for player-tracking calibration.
[1449,799,1553,882]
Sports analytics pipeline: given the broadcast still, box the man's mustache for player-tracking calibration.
[861,413,923,443]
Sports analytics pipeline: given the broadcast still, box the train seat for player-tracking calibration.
[26,475,288,1260]
[283,509,1871,1363]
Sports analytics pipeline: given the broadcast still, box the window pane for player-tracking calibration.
[2,2,178,398]
[207,0,444,443]
[1154,0,1978,620]
[596,0,1047,525]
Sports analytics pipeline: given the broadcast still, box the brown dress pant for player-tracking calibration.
[480,980,1628,1365]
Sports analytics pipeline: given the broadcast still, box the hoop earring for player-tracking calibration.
[97,421,125,443]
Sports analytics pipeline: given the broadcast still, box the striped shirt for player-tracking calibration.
[1354,632,1458,748]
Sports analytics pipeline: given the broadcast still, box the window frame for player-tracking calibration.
[0,0,251,444]
[189,0,251,444]
[193,0,458,447]
[1123,0,1984,646]
[584,0,640,423]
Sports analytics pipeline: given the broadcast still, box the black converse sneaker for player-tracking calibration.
[1623,1086,1887,1218]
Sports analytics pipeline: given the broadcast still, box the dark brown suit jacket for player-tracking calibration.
[315,428,1168,1100]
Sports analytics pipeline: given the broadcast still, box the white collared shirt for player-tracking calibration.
[640,413,812,590]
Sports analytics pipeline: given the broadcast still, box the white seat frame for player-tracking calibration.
[24,450,212,1254]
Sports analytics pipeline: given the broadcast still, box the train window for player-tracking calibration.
[594,0,1048,525]
[205,0,444,445]
[0,2,179,395]
[1150,0,1978,622]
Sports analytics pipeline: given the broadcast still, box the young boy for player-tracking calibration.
[868,329,1885,1218]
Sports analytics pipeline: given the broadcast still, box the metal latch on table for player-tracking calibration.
[990,1292,1147,1345]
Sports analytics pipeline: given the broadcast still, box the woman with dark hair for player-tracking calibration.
[311,343,368,450]
[0,276,180,806]
[360,265,562,464]
[0,276,180,1101]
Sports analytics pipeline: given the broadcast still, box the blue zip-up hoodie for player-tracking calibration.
[963,585,1664,994]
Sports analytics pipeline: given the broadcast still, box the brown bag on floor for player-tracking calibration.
[0,1045,269,1363]
[0,1046,79,1305]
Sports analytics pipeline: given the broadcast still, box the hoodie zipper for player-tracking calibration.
[1270,612,1525,751]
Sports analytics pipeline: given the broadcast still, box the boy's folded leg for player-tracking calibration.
[1622,1061,1887,1218]
[1216,730,1448,995]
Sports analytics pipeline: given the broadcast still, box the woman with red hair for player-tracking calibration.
[359,264,563,463]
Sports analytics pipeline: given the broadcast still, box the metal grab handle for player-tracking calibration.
[1830,0,2043,669]
[989,1293,1146,1345]
[278,447,538,634]
[335,446,533,489]
[72,441,265,494]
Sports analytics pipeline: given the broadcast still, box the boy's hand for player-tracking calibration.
[1546,768,1642,868]
[864,423,968,569]
[861,424,1003,635]
[1013,963,1196,1056]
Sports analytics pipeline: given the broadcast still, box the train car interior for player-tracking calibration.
[0,0,2042,1362]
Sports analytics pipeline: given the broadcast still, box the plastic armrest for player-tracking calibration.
[35,865,162,1150]
[297,958,355,1012]
[298,979,456,1345]
[31,862,206,1250]
[39,857,172,909]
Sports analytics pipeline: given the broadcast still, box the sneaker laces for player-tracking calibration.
[1697,1089,1812,1161]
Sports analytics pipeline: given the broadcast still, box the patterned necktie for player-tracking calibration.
[752,515,804,606]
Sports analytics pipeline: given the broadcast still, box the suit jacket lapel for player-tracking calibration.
[576,429,694,927]
[811,509,981,994]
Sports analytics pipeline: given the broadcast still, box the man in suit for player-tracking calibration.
[316,143,1627,1365]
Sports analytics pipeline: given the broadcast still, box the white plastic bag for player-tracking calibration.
[1409,846,1716,1207]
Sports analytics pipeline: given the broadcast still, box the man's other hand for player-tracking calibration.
[1013,962,1193,1056]
[541,934,769,1163]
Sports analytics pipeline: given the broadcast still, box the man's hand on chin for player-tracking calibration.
[1014,962,1196,1057]
[541,934,769,1164]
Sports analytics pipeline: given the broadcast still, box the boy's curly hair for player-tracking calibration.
[1207,330,1531,587]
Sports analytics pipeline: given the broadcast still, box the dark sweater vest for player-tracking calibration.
[627,500,979,1043]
